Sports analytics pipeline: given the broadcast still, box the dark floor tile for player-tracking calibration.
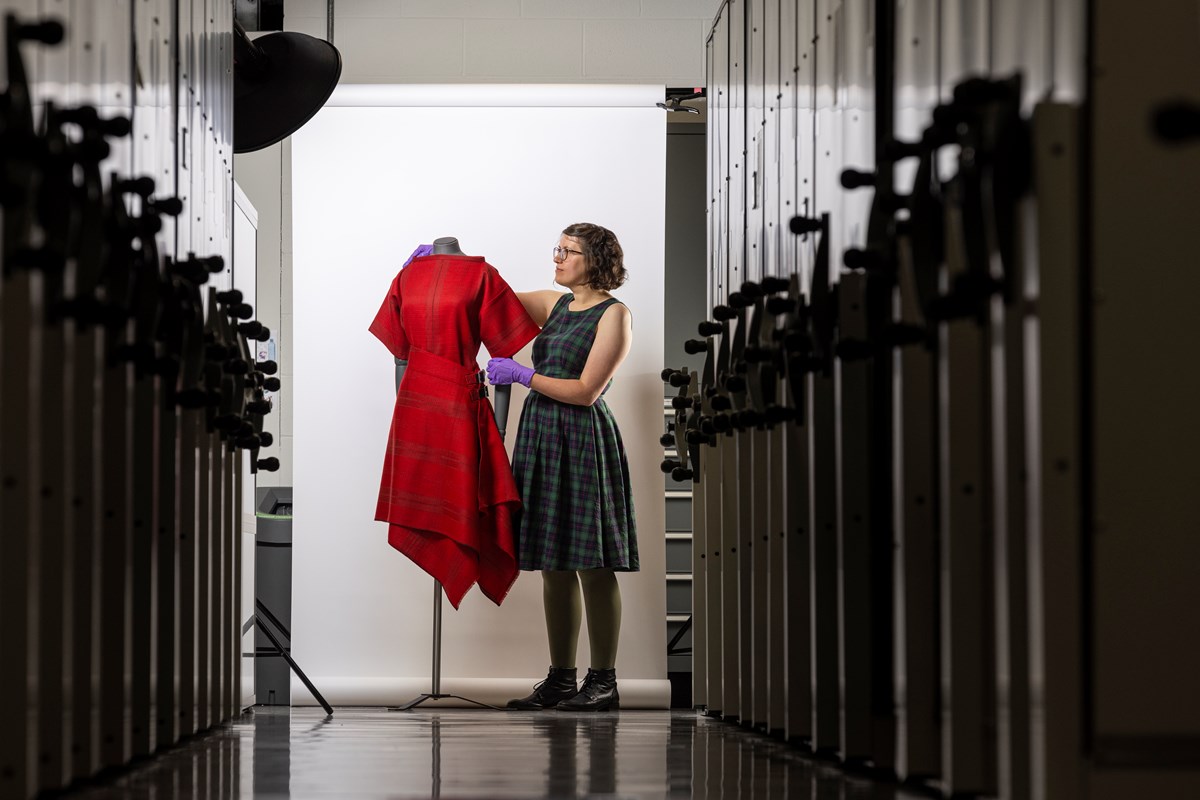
[60,707,929,799]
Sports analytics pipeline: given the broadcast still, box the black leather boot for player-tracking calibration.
[506,667,578,710]
[557,667,619,711]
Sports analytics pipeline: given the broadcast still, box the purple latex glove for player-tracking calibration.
[402,243,434,268]
[487,357,535,388]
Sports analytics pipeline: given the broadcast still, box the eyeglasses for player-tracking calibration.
[552,246,584,262]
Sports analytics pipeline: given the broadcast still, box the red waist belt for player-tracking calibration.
[374,347,520,608]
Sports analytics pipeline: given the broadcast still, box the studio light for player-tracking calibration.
[233,20,342,154]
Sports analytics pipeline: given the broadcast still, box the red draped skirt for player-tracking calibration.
[374,348,519,608]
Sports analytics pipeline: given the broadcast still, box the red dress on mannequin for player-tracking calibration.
[368,254,540,608]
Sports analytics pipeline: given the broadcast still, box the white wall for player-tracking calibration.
[238,2,716,489]
[289,85,668,706]
[285,0,720,86]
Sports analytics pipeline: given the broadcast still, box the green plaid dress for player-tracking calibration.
[513,294,639,572]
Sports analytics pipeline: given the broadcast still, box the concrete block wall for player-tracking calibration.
[238,1,718,487]
[284,0,720,85]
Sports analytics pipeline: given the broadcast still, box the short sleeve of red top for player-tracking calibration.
[368,255,540,365]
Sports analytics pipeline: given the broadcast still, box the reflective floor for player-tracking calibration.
[66,707,932,799]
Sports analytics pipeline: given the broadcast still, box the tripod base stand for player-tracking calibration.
[387,580,500,711]
[390,692,498,711]
[248,598,333,715]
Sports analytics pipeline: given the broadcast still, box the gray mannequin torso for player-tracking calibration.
[432,237,465,255]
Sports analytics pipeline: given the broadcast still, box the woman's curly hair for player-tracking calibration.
[562,223,627,291]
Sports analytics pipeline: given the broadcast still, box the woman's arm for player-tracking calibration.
[516,290,563,327]
[529,303,632,406]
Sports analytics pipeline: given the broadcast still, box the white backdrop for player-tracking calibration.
[290,85,668,707]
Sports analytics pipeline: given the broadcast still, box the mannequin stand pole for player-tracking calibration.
[388,355,510,712]
[389,581,499,711]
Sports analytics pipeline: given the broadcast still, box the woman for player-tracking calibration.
[486,223,638,712]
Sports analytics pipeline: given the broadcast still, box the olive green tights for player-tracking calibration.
[542,569,622,670]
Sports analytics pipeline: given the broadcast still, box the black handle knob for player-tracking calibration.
[258,359,278,375]
[216,289,243,305]
[711,413,732,433]
[257,457,280,472]
[739,281,763,298]
[17,19,65,45]
[239,321,270,341]
[932,102,967,134]
[225,303,253,320]
[728,292,752,309]
[184,253,224,275]
[724,375,745,393]
[260,431,274,447]
[668,372,689,388]
[671,395,694,410]
[697,320,723,336]
[789,215,823,235]
[116,176,156,197]
[736,409,762,428]
[660,367,677,382]
[660,459,681,474]
[1154,102,1200,143]
[659,433,675,447]
[760,276,790,294]
[766,296,795,315]
[135,213,163,235]
[671,466,694,482]
[953,75,1010,105]
[263,376,281,392]
[98,115,132,139]
[712,305,737,321]
[75,136,111,163]
[224,359,250,375]
[213,414,245,433]
[149,196,183,216]
[711,395,731,412]
[884,137,922,160]
[247,399,272,415]
[58,106,132,139]
[840,168,876,189]
[683,338,707,354]
[843,248,889,272]
[685,429,709,445]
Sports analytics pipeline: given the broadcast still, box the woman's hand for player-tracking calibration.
[487,357,535,388]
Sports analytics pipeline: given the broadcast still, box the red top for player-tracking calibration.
[369,254,540,366]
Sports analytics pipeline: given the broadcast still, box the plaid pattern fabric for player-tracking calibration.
[513,295,639,572]
[369,257,541,607]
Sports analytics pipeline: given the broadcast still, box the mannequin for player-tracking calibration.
[432,236,464,255]
[379,232,525,587]
[400,237,511,436]
[393,239,464,387]
[373,235,540,711]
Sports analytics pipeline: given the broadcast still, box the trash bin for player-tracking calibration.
[255,486,293,705]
